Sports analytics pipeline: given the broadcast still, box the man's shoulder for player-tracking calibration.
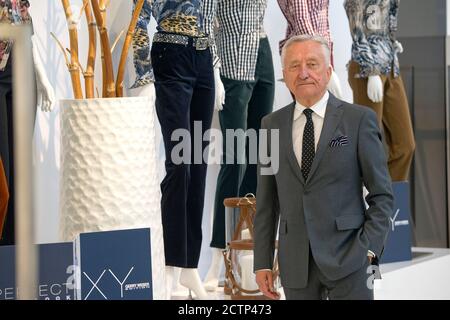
[261,102,295,127]
[337,98,378,122]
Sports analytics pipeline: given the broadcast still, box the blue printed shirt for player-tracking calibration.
[132,0,218,88]
[344,0,401,78]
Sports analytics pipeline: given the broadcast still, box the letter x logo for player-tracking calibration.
[83,270,107,300]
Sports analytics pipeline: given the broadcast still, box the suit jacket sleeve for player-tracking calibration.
[357,109,394,257]
[253,116,280,272]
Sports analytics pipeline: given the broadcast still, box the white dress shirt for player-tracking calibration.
[292,91,329,168]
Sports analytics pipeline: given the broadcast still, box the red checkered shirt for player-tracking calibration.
[277,0,333,65]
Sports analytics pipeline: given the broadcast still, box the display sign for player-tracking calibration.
[74,228,153,300]
[0,242,75,300]
[381,181,413,264]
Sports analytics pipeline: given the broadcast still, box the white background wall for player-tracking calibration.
[29,0,353,275]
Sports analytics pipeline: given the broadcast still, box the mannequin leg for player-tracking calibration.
[210,78,254,249]
[380,74,415,181]
[203,248,224,291]
[152,43,214,268]
[206,78,254,291]
[171,267,186,294]
[179,268,210,300]
[348,61,415,181]
[165,266,175,300]
[239,37,275,196]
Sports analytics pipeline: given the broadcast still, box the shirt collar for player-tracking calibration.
[294,91,329,121]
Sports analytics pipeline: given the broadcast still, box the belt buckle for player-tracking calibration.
[194,37,208,50]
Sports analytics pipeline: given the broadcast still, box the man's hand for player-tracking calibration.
[255,270,280,300]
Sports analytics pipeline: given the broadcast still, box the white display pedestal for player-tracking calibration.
[59,97,166,300]
[375,247,450,300]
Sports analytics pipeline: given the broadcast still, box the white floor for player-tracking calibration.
[374,247,450,300]
[173,247,450,300]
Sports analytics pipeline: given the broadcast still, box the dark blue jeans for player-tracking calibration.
[152,37,215,268]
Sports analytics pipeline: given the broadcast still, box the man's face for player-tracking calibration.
[283,41,332,106]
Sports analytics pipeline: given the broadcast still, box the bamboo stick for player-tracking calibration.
[61,0,83,99]
[98,0,107,96]
[116,0,145,97]
[50,32,71,67]
[84,0,96,98]
[91,0,116,98]
[111,29,125,54]
[99,0,110,21]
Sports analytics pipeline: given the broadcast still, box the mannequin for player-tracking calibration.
[344,0,415,182]
[277,0,343,99]
[0,0,55,245]
[131,0,224,300]
[205,0,275,291]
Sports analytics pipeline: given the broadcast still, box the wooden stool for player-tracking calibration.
[223,195,279,300]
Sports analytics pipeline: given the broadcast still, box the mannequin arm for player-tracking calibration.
[367,75,383,103]
[327,69,343,99]
[31,35,55,112]
[214,67,225,111]
[131,0,154,89]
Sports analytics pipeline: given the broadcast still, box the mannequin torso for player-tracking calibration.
[277,0,343,98]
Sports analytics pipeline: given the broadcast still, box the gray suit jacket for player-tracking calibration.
[253,94,393,289]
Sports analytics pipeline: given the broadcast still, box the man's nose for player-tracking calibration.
[297,67,309,80]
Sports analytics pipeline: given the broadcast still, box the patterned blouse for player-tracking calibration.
[0,0,32,71]
[132,0,218,88]
[277,0,332,57]
[344,0,401,78]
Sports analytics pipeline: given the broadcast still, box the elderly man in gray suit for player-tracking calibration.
[253,34,394,300]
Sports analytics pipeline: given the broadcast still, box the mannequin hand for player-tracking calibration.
[130,82,156,105]
[214,67,225,111]
[394,40,403,54]
[327,69,343,99]
[36,76,55,112]
[32,36,55,112]
[367,75,383,103]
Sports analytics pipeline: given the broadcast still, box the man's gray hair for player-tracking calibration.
[281,34,331,69]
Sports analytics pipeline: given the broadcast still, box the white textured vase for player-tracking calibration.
[59,97,166,300]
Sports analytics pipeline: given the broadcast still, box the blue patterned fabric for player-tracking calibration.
[131,0,217,88]
[0,0,32,71]
[344,0,401,78]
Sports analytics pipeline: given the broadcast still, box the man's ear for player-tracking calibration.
[327,64,333,80]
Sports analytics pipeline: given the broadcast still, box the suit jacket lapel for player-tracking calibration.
[285,102,306,185]
[306,94,344,184]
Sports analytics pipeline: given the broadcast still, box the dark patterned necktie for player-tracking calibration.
[302,109,315,181]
